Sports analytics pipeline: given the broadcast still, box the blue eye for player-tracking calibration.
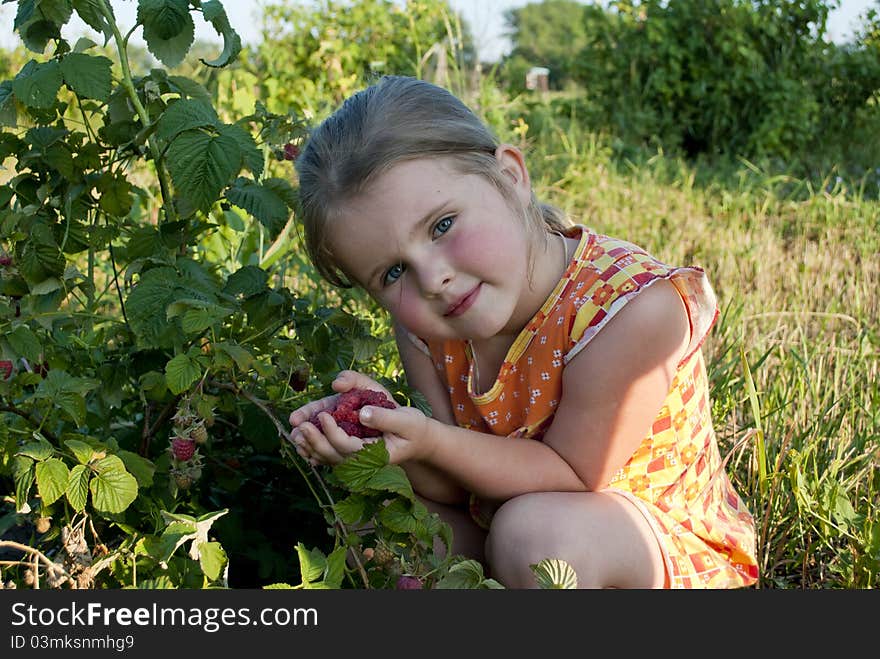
[383,263,405,286]
[433,216,454,237]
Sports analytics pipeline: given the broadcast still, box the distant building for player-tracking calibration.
[526,66,550,92]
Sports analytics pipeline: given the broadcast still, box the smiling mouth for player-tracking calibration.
[444,283,481,317]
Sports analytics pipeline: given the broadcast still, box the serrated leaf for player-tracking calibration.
[13,456,35,512]
[165,353,201,394]
[118,450,156,487]
[141,2,195,68]
[366,464,414,499]
[65,464,90,511]
[295,542,327,585]
[167,75,211,103]
[376,498,420,534]
[224,124,262,178]
[156,98,218,141]
[322,545,347,589]
[530,558,578,589]
[126,266,180,345]
[435,559,498,589]
[213,342,254,371]
[7,324,42,361]
[225,176,289,236]
[0,80,17,126]
[199,541,227,581]
[12,60,62,109]
[224,265,268,298]
[60,53,112,101]
[199,0,241,67]
[89,455,138,513]
[64,439,95,465]
[17,437,54,461]
[167,128,241,214]
[19,221,66,286]
[332,494,367,525]
[72,0,113,39]
[181,306,231,333]
[332,441,389,492]
[35,458,69,506]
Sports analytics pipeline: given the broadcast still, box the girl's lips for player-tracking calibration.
[445,283,481,317]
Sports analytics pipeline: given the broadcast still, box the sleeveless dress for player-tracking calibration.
[409,224,759,589]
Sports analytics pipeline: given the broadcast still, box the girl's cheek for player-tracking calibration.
[388,286,430,332]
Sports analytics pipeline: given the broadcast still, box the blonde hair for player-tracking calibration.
[295,75,569,288]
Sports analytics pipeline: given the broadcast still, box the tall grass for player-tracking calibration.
[503,103,879,588]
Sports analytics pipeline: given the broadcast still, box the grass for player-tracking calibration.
[510,113,879,588]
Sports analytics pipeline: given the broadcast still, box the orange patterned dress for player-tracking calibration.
[412,224,759,588]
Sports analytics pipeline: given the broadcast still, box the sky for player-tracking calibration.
[0,0,876,62]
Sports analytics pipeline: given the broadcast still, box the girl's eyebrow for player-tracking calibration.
[366,200,450,286]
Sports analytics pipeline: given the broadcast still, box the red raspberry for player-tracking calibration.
[283,143,300,160]
[171,437,196,461]
[0,255,12,267]
[307,388,395,438]
[0,360,12,380]
[395,575,423,590]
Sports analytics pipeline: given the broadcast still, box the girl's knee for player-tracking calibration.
[485,493,553,587]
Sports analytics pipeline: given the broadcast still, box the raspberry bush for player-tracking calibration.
[0,0,500,591]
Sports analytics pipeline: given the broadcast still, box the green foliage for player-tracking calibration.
[502,0,589,91]
[566,0,880,165]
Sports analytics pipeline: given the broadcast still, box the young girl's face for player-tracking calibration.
[328,150,546,342]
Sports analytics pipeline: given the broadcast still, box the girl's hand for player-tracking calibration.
[287,370,403,465]
[288,370,436,466]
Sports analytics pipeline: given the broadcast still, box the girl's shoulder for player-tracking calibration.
[563,226,718,368]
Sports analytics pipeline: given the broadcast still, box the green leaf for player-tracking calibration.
[12,60,63,109]
[295,542,327,586]
[166,128,241,214]
[35,458,69,506]
[60,53,112,101]
[65,464,90,512]
[224,124,262,178]
[366,464,414,499]
[96,171,134,217]
[322,545,347,589]
[18,221,66,286]
[72,0,114,40]
[156,98,218,141]
[213,342,254,371]
[0,81,18,127]
[225,177,289,236]
[64,439,96,464]
[435,559,504,589]
[376,498,420,534]
[89,455,138,513]
[199,0,242,67]
[140,0,195,68]
[126,266,180,345]
[224,265,268,298]
[17,437,54,461]
[530,558,578,589]
[13,456,35,512]
[332,440,390,492]
[118,450,156,487]
[332,494,367,526]
[181,306,231,333]
[167,75,212,103]
[7,325,42,362]
[35,370,99,427]
[199,541,227,581]
[165,353,202,395]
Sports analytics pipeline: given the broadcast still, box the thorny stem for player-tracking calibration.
[96,0,178,224]
[209,380,371,588]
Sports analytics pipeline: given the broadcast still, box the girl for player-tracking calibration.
[287,75,758,589]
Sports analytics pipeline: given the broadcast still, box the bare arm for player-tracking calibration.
[392,322,469,504]
[365,280,691,499]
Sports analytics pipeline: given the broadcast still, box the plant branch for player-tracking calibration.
[208,379,371,588]
[96,0,178,224]
[0,406,60,444]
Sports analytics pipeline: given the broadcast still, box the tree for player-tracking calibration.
[502,0,589,90]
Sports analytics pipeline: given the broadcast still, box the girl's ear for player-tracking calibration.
[494,144,532,206]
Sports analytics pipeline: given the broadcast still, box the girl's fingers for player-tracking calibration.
[288,395,339,428]
[299,417,348,465]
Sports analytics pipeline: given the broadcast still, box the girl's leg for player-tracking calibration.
[484,491,666,589]
[417,495,488,564]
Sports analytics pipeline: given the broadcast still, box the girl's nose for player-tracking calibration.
[416,259,453,297]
